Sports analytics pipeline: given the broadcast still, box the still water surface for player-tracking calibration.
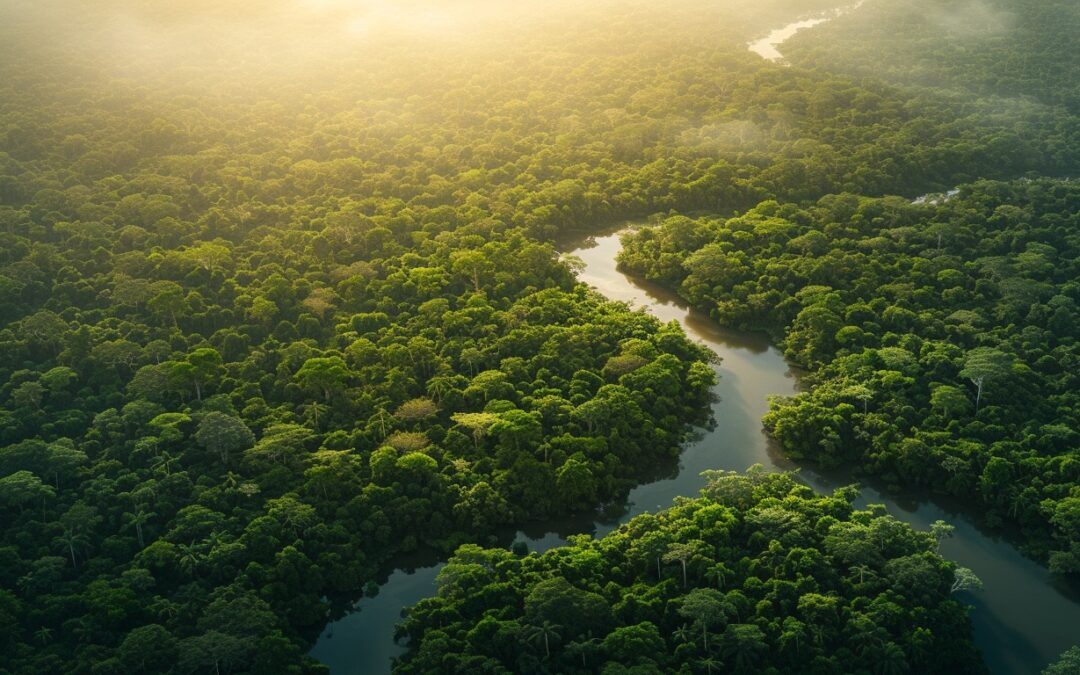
[312,229,1080,674]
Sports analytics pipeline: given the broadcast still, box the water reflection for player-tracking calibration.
[312,228,1080,675]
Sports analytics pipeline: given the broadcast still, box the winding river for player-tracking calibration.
[312,229,1080,674]
[312,7,1079,672]
[747,2,864,62]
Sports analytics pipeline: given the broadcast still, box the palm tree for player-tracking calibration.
[178,542,204,578]
[151,450,177,476]
[123,508,155,548]
[70,616,95,644]
[35,626,53,645]
[705,562,733,589]
[673,623,695,645]
[565,636,599,668]
[698,655,722,675]
[761,540,787,576]
[1007,490,1026,519]
[875,642,909,675]
[851,564,876,584]
[203,530,226,554]
[426,376,455,403]
[303,401,329,430]
[372,407,392,439]
[522,621,562,659]
[55,528,89,569]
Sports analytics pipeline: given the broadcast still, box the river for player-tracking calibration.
[312,6,1080,672]
[747,2,864,62]
[311,228,1080,674]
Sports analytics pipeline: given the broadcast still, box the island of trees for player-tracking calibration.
[396,470,985,674]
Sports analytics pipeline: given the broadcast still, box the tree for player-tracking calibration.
[385,431,430,452]
[704,562,733,589]
[950,566,983,593]
[246,424,315,469]
[851,564,877,584]
[524,577,610,640]
[451,412,499,449]
[195,412,255,464]
[930,385,970,420]
[844,383,874,413]
[177,543,204,578]
[698,655,722,675]
[118,624,178,672]
[55,527,90,569]
[10,380,45,410]
[1043,646,1080,675]
[602,622,666,664]
[128,364,174,403]
[778,617,807,657]
[721,624,768,672]
[678,588,730,650]
[44,440,87,490]
[295,356,350,401]
[267,495,317,538]
[572,397,611,434]
[301,401,329,429]
[301,287,339,320]
[41,366,78,397]
[565,636,601,668]
[180,241,231,275]
[151,450,178,476]
[394,397,439,422]
[34,626,53,645]
[369,407,393,439]
[959,348,1015,413]
[930,520,954,552]
[147,282,188,328]
[185,347,223,401]
[491,409,542,451]
[556,458,596,508]
[0,470,54,512]
[664,542,700,588]
[673,623,695,645]
[20,310,68,353]
[179,630,247,675]
[123,508,155,548]
[426,375,457,403]
[522,621,561,659]
[450,250,493,291]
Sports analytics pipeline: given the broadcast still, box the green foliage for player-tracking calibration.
[396,471,985,674]
[0,0,1077,670]
[621,178,1080,573]
[0,45,719,662]
[1043,646,1080,675]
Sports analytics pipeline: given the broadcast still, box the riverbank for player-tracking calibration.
[312,226,1080,674]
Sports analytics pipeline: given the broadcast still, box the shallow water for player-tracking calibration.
[311,229,1080,674]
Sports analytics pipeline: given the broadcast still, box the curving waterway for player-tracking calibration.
[312,229,1080,674]
[747,1,864,62]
